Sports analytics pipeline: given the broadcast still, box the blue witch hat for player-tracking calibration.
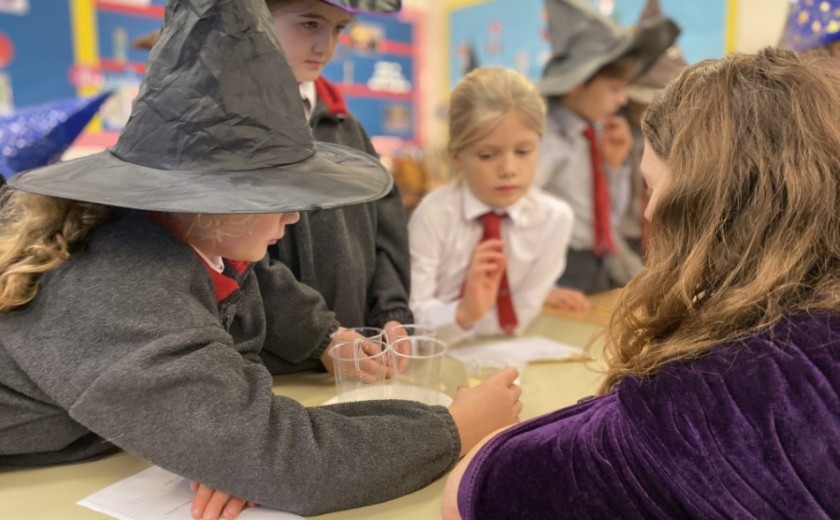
[0,92,111,180]
[786,0,840,52]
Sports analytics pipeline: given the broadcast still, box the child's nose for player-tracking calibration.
[616,91,628,108]
[313,30,332,53]
[499,153,517,177]
[282,211,301,225]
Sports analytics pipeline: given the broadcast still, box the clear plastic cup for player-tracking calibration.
[330,327,383,341]
[327,338,392,403]
[382,323,435,345]
[388,336,450,406]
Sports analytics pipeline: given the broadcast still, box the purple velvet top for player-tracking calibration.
[458,313,840,519]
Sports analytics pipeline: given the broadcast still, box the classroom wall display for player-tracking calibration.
[0,0,76,114]
[0,0,166,148]
[0,0,421,152]
[321,8,423,150]
[444,0,734,90]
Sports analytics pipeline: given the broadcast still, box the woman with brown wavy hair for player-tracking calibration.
[443,47,840,519]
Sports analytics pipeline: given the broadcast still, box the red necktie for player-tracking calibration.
[583,126,616,257]
[480,212,518,335]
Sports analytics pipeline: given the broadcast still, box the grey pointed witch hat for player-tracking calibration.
[7,0,392,214]
[322,0,401,13]
[626,0,687,104]
[538,0,680,97]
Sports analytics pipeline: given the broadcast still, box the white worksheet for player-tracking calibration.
[78,466,303,520]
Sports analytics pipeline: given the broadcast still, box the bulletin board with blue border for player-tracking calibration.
[322,8,423,147]
[0,0,422,150]
[444,0,738,91]
[0,0,166,147]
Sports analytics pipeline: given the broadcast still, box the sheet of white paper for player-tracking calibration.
[78,466,303,520]
[447,335,586,366]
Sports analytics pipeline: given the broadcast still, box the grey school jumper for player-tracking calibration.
[260,79,412,373]
[0,210,459,515]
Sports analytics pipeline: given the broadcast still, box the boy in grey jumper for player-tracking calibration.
[0,0,522,518]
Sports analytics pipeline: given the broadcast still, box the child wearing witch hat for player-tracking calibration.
[258,0,417,374]
[537,0,678,296]
[0,1,522,518]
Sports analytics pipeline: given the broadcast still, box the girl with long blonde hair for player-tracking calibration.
[443,47,840,520]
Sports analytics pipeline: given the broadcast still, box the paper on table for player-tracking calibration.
[78,466,303,520]
[447,335,587,367]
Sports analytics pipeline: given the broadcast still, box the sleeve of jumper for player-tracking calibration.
[255,256,339,374]
[351,124,414,328]
[16,282,461,516]
[367,181,415,327]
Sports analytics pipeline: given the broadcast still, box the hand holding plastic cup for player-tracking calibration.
[383,323,436,371]
[327,337,392,403]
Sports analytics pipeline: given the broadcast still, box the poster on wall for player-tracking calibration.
[321,9,421,149]
[0,0,166,152]
[446,0,729,89]
[0,1,419,152]
[0,1,75,112]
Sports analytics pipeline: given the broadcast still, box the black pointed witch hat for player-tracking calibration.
[537,0,679,97]
[7,0,392,214]
[626,0,687,104]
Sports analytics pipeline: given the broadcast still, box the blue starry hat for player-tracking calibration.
[0,92,110,180]
[786,0,840,52]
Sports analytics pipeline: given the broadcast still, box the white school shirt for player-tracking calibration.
[408,181,574,342]
[537,102,631,251]
[299,81,316,121]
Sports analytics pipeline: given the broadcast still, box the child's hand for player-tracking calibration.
[456,239,507,329]
[601,114,633,167]
[382,320,410,371]
[190,481,255,520]
[448,367,522,457]
[320,329,394,380]
[545,287,591,311]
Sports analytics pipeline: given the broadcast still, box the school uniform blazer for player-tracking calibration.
[261,77,412,373]
[0,210,460,516]
[457,313,840,519]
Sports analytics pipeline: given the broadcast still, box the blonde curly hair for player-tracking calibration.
[0,189,261,313]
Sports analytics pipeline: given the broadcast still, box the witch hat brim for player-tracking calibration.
[322,0,401,13]
[0,92,111,179]
[7,0,392,214]
[10,142,391,213]
[538,0,679,97]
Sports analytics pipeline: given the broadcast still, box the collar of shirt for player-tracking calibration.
[299,81,316,120]
[548,101,591,141]
[459,181,530,226]
[190,245,224,273]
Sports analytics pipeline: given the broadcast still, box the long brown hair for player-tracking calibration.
[600,48,840,393]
